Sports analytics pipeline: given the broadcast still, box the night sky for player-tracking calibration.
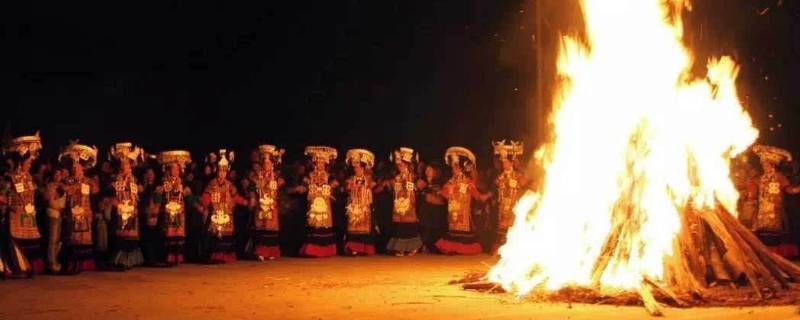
[3,0,800,163]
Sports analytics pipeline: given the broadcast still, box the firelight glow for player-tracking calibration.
[488,0,758,294]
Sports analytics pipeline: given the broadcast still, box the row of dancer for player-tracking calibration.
[0,132,528,278]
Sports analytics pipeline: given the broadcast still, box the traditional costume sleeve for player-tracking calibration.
[0,185,8,206]
[468,181,483,200]
[90,177,101,194]
[278,177,286,188]
[368,178,375,204]
[779,174,791,190]
[0,181,8,218]
[230,185,247,206]
[200,192,212,207]
[0,177,10,206]
[329,176,339,190]
[441,180,454,199]
[235,195,247,206]
[747,180,758,195]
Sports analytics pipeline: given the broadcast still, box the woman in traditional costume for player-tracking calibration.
[199,150,246,264]
[105,142,146,269]
[491,140,526,254]
[152,150,193,265]
[299,146,339,257]
[435,147,491,255]
[343,149,376,256]
[751,145,800,258]
[55,142,100,273]
[248,145,285,261]
[385,147,423,256]
[0,132,44,276]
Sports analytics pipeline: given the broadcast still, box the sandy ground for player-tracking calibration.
[1,255,798,320]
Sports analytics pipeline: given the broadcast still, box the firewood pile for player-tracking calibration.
[454,205,800,316]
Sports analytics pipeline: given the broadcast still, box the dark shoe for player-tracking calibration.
[60,269,81,276]
[145,262,171,268]
[96,263,126,272]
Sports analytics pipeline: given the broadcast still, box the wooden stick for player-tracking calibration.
[462,281,505,293]
[643,276,690,308]
[590,204,630,288]
[697,209,770,299]
[638,281,664,317]
[720,208,800,280]
[665,206,708,297]
[681,206,709,287]
[704,208,775,287]
[664,243,706,299]
[717,210,791,288]
[708,239,732,282]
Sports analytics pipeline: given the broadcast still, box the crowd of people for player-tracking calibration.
[2,130,800,280]
[0,132,527,278]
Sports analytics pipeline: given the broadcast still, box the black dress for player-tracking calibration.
[417,180,447,252]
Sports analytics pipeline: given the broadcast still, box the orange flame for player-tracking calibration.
[488,0,758,293]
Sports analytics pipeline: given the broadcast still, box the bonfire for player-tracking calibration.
[458,0,800,316]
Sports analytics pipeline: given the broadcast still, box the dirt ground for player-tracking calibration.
[1,255,798,320]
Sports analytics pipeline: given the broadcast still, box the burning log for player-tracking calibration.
[638,281,664,316]
[664,208,708,299]
[584,198,799,313]
[697,208,775,298]
[461,281,506,293]
[459,204,800,316]
[642,276,689,308]
[458,0,800,316]
[589,201,632,288]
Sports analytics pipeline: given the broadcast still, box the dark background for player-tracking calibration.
[2,0,799,164]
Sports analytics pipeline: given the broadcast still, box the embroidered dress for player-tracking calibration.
[435,175,482,255]
[300,170,337,257]
[62,176,96,272]
[386,172,423,254]
[493,170,524,253]
[155,176,190,264]
[250,169,282,259]
[201,178,245,263]
[110,174,144,268]
[344,174,375,255]
[5,170,43,274]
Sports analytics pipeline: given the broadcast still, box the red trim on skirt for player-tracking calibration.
[70,259,95,272]
[435,239,482,255]
[767,244,799,259]
[300,243,337,258]
[166,254,184,264]
[30,258,45,274]
[345,241,375,255]
[210,252,237,263]
[491,243,501,255]
[254,245,281,259]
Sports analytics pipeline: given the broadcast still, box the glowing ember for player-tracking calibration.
[488,0,758,294]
